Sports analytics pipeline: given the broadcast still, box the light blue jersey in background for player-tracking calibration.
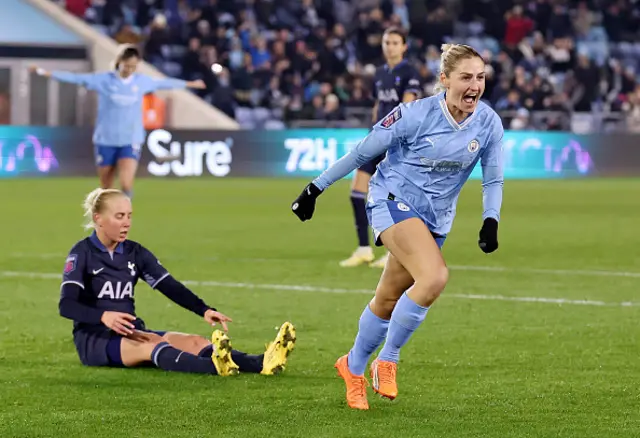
[50,71,187,147]
[313,92,504,238]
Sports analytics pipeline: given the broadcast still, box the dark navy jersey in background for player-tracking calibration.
[373,60,422,124]
[61,232,169,331]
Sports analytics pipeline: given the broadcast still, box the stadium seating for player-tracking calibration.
[52,0,640,132]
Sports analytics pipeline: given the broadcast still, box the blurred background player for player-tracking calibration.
[341,27,422,269]
[30,45,206,199]
[292,44,503,409]
[60,187,296,376]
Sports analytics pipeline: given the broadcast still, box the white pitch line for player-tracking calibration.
[1,270,638,308]
[7,253,640,279]
[448,265,640,279]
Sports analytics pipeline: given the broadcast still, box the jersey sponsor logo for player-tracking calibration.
[467,139,480,153]
[419,158,472,172]
[97,281,134,299]
[64,254,77,274]
[381,108,402,128]
[109,94,138,106]
[377,88,400,103]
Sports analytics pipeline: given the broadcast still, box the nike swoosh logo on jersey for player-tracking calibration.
[92,268,104,275]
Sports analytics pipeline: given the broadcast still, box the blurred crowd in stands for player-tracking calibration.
[55,0,640,132]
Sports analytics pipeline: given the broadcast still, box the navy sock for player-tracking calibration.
[197,344,264,373]
[152,342,217,374]
[350,190,369,247]
[197,344,214,357]
[231,351,264,373]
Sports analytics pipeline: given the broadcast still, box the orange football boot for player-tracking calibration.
[334,354,370,410]
[370,359,398,400]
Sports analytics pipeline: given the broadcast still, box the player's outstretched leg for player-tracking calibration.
[261,321,296,375]
[119,331,232,375]
[372,218,448,399]
[120,330,268,376]
[162,331,264,374]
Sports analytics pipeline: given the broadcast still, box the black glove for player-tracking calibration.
[291,183,322,221]
[478,218,499,253]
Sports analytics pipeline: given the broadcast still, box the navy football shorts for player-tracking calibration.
[73,318,166,367]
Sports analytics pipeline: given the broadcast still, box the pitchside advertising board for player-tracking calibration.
[1,126,640,178]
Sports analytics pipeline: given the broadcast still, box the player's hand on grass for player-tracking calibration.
[101,311,136,335]
[204,309,232,332]
[478,218,499,254]
[291,182,322,221]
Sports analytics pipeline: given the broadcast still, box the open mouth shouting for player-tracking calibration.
[462,92,478,106]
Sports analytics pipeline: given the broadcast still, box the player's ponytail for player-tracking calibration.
[433,43,483,94]
[82,188,125,230]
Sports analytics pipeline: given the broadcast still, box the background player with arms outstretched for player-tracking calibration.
[341,27,422,269]
[60,188,296,376]
[30,45,205,199]
[292,44,503,410]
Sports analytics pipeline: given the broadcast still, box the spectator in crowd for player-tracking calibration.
[55,0,640,131]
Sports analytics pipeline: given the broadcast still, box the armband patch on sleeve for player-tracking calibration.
[64,254,77,274]
[381,107,402,128]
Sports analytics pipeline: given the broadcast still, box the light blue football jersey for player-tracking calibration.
[313,92,504,236]
[50,71,187,146]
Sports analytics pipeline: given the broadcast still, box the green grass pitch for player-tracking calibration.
[1,177,639,437]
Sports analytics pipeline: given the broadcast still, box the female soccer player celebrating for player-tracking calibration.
[31,44,205,199]
[60,187,296,376]
[341,26,421,269]
[291,43,503,410]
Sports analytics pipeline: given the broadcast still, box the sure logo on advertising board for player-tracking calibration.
[146,129,233,177]
[3,127,630,180]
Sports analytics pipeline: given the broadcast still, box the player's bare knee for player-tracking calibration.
[143,332,165,346]
[414,265,449,304]
[161,333,209,353]
[371,295,398,319]
[187,335,210,352]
